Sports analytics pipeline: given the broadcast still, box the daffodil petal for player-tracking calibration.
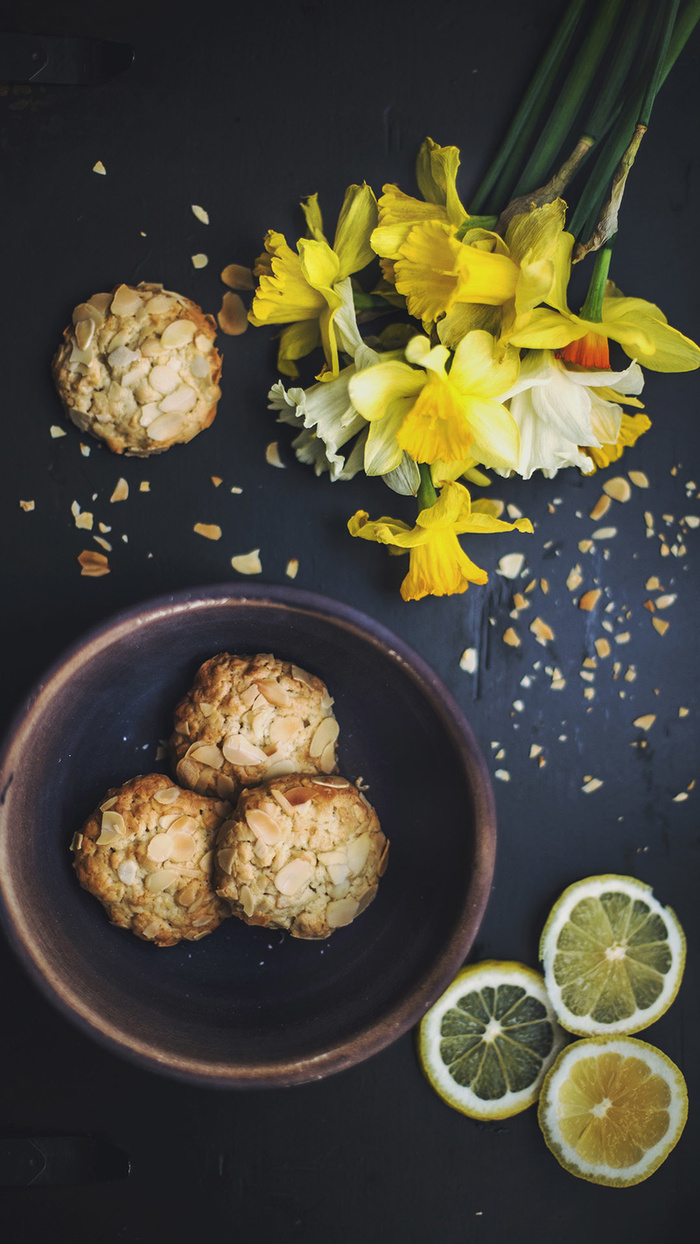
[416,480,472,528]
[547,231,575,313]
[333,183,379,280]
[455,512,533,536]
[394,220,462,321]
[450,330,520,399]
[415,137,468,227]
[454,243,519,306]
[249,231,327,325]
[463,396,520,471]
[349,360,426,421]
[437,302,503,350]
[276,320,321,378]
[297,237,341,293]
[301,193,326,242]
[364,400,412,476]
[348,511,428,548]
[509,308,585,350]
[602,299,700,372]
[382,453,421,496]
[397,377,474,463]
[565,358,644,393]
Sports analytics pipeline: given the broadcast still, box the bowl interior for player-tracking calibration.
[0,588,494,1084]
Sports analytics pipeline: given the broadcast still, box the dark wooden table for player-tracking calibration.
[1,2,697,1239]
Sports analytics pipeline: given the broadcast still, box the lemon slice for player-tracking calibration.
[540,875,686,1036]
[539,1036,688,1186]
[418,961,566,1120]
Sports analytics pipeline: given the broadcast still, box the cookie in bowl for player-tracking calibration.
[52,282,222,454]
[214,773,389,939]
[71,774,231,946]
[171,653,339,801]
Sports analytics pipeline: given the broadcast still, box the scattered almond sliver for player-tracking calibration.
[92,160,106,175]
[265,441,285,468]
[592,526,617,540]
[633,715,656,731]
[652,617,670,636]
[582,778,603,794]
[191,205,209,224]
[191,253,208,269]
[231,549,262,575]
[78,550,110,577]
[579,589,601,612]
[193,523,222,541]
[589,495,611,520]
[629,470,649,488]
[19,500,35,511]
[220,263,255,290]
[530,617,554,646]
[140,481,150,492]
[110,478,129,503]
[603,477,631,503]
[655,594,676,609]
[459,648,477,673]
[218,291,248,335]
[497,552,524,579]
[50,425,67,438]
[285,557,299,579]
[503,627,520,648]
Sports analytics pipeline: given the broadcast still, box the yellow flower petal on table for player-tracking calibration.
[347,480,533,601]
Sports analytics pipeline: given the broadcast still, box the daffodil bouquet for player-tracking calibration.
[234,0,700,600]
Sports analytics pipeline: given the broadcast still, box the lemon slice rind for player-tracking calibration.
[418,960,566,1121]
[538,1035,688,1187]
[539,874,686,1037]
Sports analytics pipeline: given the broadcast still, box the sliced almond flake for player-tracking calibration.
[551,677,566,691]
[679,706,689,717]
[684,514,700,528]
[594,638,611,659]
[579,670,595,683]
[540,578,549,595]
[566,565,583,592]
[662,513,674,524]
[495,749,505,761]
[19,499,35,511]
[592,526,617,539]
[589,494,611,520]
[221,263,255,290]
[94,535,112,551]
[193,522,222,541]
[211,476,223,487]
[529,744,542,759]
[138,481,150,493]
[265,441,285,469]
[624,666,637,682]
[80,443,90,457]
[92,160,106,175]
[191,253,208,269]
[50,425,67,438]
[512,700,524,712]
[502,627,520,648]
[191,204,210,224]
[110,478,129,503]
[633,714,656,731]
[673,791,689,802]
[459,647,477,673]
[578,539,593,553]
[78,549,110,577]
[231,549,261,575]
[643,600,655,613]
[578,589,601,612]
[285,557,299,580]
[644,510,654,529]
[230,486,243,494]
[603,477,632,503]
[655,594,676,609]
[660,543,670,557]
[494,769,510,782]
[628,470,649,489]
[218,291,248,335]
[530,617,554,646]
[520,675,532,688]
[652,617,670,636]
[506,504,522,519]
[583,688,595,701]
[582,778,603,793]
[615,631,631,644]
[512,592,529,611]
[497,552,524,579]
[601,619,614,633]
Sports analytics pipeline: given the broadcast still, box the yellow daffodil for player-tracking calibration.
[249,183,378,378]
[585,412,652,469]
[376,198,568,340]
[348,332,520,469]
[510,238,700,373]
[370,137,468,273]
[347,480,533,601]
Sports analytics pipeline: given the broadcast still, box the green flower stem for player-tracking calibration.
[468,0,586,215]
[580,243,614,322]
[513,0,626,197]
[417,463,437,512]
[639,0,681,126]
[663,0,700,80]
[584,0,650,140]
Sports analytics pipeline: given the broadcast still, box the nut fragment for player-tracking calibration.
[193,522,222,541]
[275,858,314,896]
[497,552,524,579]
[530,617,554,645]
[222,734,269,765]
[633,714,656,731]
[255,679,291,708]
[190,744,224,769]
[191,205,210,225]
[265,441,285,468]
[231,549,262,575]
[502,627,520,648]
[326,898,359,928]
[589,494,611,520]
[117,859,139,885]
[160,318,197,349]
[191,253,208,269]
[146,869,179,893]
[218,291,248,335]
[177,880,200,907]
[347,833,371,875]
[146,834,173,863]
[603,477,632,503]
[579,589,601,612]
[309,716,340,759]
[110,477,129,502]
[153,787,181,806]
[78,549,110,577]
[217,848,237,875]
[245,808,283,845]
[220,263,255,290]
[628,470,649,488]
[111,284,143,317]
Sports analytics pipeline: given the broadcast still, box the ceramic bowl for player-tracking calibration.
[0,584,496,1086]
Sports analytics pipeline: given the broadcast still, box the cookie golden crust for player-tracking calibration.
[171,653,339,801]
[71,774,231,946]
[52,282,222,455]
[214,774,388,939]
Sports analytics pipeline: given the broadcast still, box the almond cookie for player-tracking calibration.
[171,653,339,801]
[71,774,231,946]
[214,774,388,939]
[52,282,222,454]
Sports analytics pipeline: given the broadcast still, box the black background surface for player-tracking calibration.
[1,1,698,1240]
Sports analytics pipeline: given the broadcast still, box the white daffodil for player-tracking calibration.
[495,349,644,480]
[269,282,420,493]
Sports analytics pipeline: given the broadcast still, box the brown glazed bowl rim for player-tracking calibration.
[0,583,496,1087]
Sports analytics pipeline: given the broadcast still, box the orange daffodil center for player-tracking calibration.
[349,331,521,471]
[348,480,533,601]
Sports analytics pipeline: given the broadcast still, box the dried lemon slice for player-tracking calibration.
[538,1036,688,1186]
[540,875,686,1036]
[418,961,565,1120]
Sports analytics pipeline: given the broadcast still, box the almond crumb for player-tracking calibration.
[633,714,656,731]
[652,617,670,636]
[529,744,542,759]
[540,577,549,594]
[628,470,649,488]
[502,627,521,648]
[459,647,477,673]
[265,441,285,469]
[140,481,150,492]
[494,769,510,782]
[110,478,129,503]
[578,539,593,553]
[497,552,524,579]
[582,778,603,793]
[19,500,35,512]
[655,594,676,609]
[512,592,529,611]
[50,425,67,438]
[673,792,688,803]
[566,565,583,592]
[211,476,223,487]
[679,706,689,717]
[193,523,222,540]
[285,557,299,580]
[191,205,210,225]
[530,617,554,645]
[191,253,208,269]
[92,160,106,175]
[589,494,611,520]
[78,549,110,577]
[603,477,632,503]
[579,589,601,612]
[592,526,617,540]
[643,600,655,612]
[594,638,611,659]
[231,549,262,575]
[615,632,631,644]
